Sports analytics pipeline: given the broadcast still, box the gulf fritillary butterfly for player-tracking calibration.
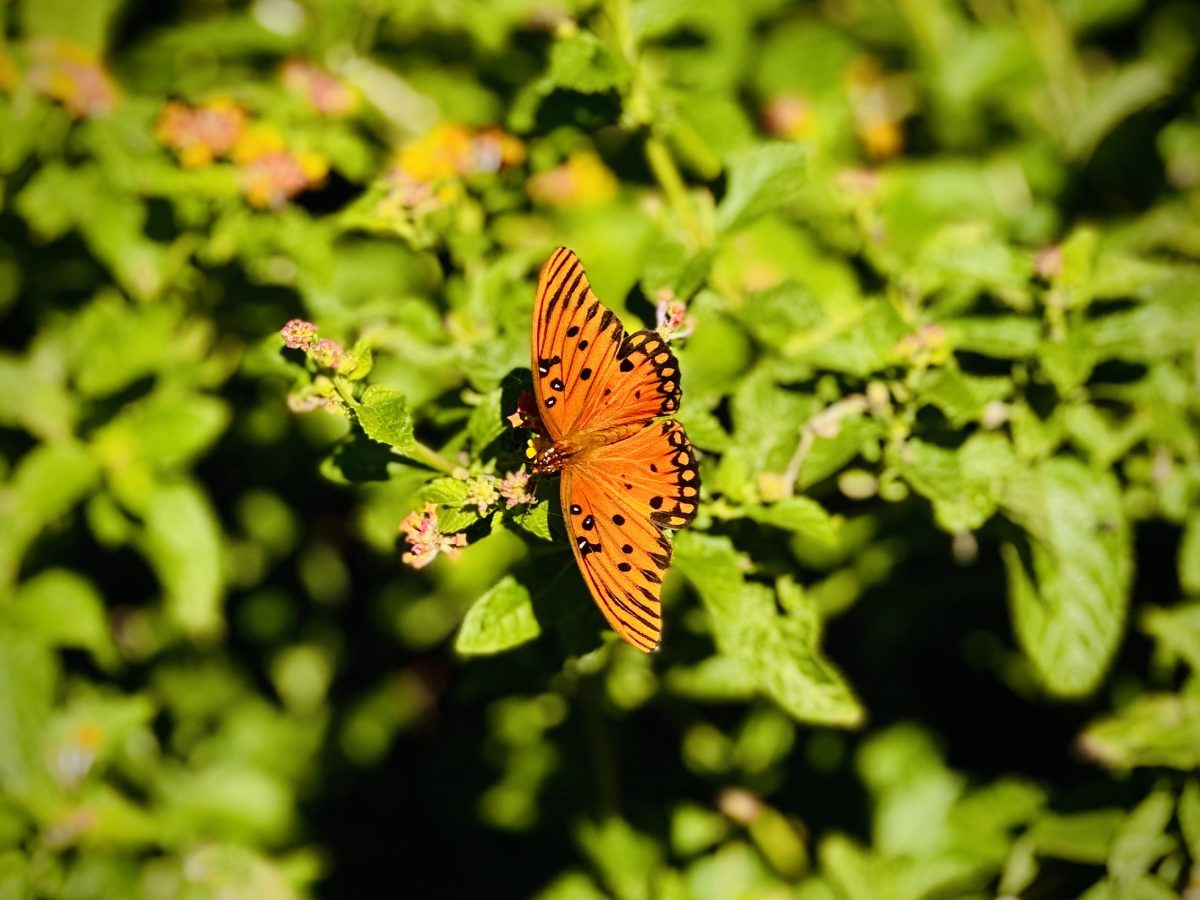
[529,247,700,651]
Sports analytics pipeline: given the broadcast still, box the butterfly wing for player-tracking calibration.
[532,247,682,441]
[560,420,701,652]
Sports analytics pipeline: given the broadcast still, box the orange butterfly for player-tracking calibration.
[528,247,700,651]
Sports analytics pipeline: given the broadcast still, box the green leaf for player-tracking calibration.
[1179,780,1200,862]
[93,388,229,473]
[1140,602,1200,672]
[0,852,32,899]
[665,655,757,702]
[137,482,224,639]
[887,434,1015,534]
[339,340,374,381]
[1079,875,1179,900]
[508,502,553,542]
[796,302,908,378]
[67,294,183,398]
[1000,458,1131,697]
[0,440,101,587]
[19,0,125,51]
[576,817,662,900]
[0,630,57,802]
[797,416,882,491]
[674,532,863,726]
[717,143,807,235]
[671,804,730,858]
[943,316,1042,358]
[1063,404,1145,469]
[356,385,415,454]
[1064,61,1173,160]
[1079,694,1200,770]
[918,368,1011,427]
[742,497,839,548]
[11,570,117,668]
[0,354,75,442]
[1107,789,1175,883]
[456,576,541,656]
[467,389,506,452]
[423,477,470,506]
[1028,809,1126,863]
[548,30,630,94]
[733,282,826,351]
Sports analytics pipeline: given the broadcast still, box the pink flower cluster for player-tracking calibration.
[280,318,319,350]
[400,503,468,569]
[280,319,346,369]
[498,471,536,508]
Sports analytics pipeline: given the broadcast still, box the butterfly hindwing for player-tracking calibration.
[532,248,683,439]
[560,421,700,652]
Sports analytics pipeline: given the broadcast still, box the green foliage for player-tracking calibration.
[3,0,1200,896]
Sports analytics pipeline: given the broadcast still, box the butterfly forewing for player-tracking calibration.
[532,248,683,439]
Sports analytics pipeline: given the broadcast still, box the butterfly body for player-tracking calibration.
[529,247,699,652]
[532,424,645,474]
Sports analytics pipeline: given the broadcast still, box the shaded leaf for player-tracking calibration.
[717,143,807,234]
[137,483,224,639]
[674,532,863,726]
[1000,458,1131,697]
[356,385,415,453]
[456,576,541,656]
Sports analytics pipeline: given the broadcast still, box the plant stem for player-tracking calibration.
[646,136,702,245]
[405,441,458,475]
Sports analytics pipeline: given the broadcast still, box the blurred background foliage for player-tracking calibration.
[2,0,1200,896]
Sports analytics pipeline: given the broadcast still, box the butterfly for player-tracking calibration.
[528,247,699,652]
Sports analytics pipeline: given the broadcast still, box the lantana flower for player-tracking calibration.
[464,475,499,516]
[400,503,468,569]
[499,471,536,508]
[155,98,247,168]
[385,123,525,212]
[280,318,319,351]
[27,38,118,118]
[655,292,695,342]
[280,58,358,117]
[233,123,328,209]
[527,151,618,208]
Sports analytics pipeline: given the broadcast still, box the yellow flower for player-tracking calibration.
[232,122,287,165]
[859,118,903,160]
[396,123,474,182]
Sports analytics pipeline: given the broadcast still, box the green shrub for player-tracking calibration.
[2,0,1200,897]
